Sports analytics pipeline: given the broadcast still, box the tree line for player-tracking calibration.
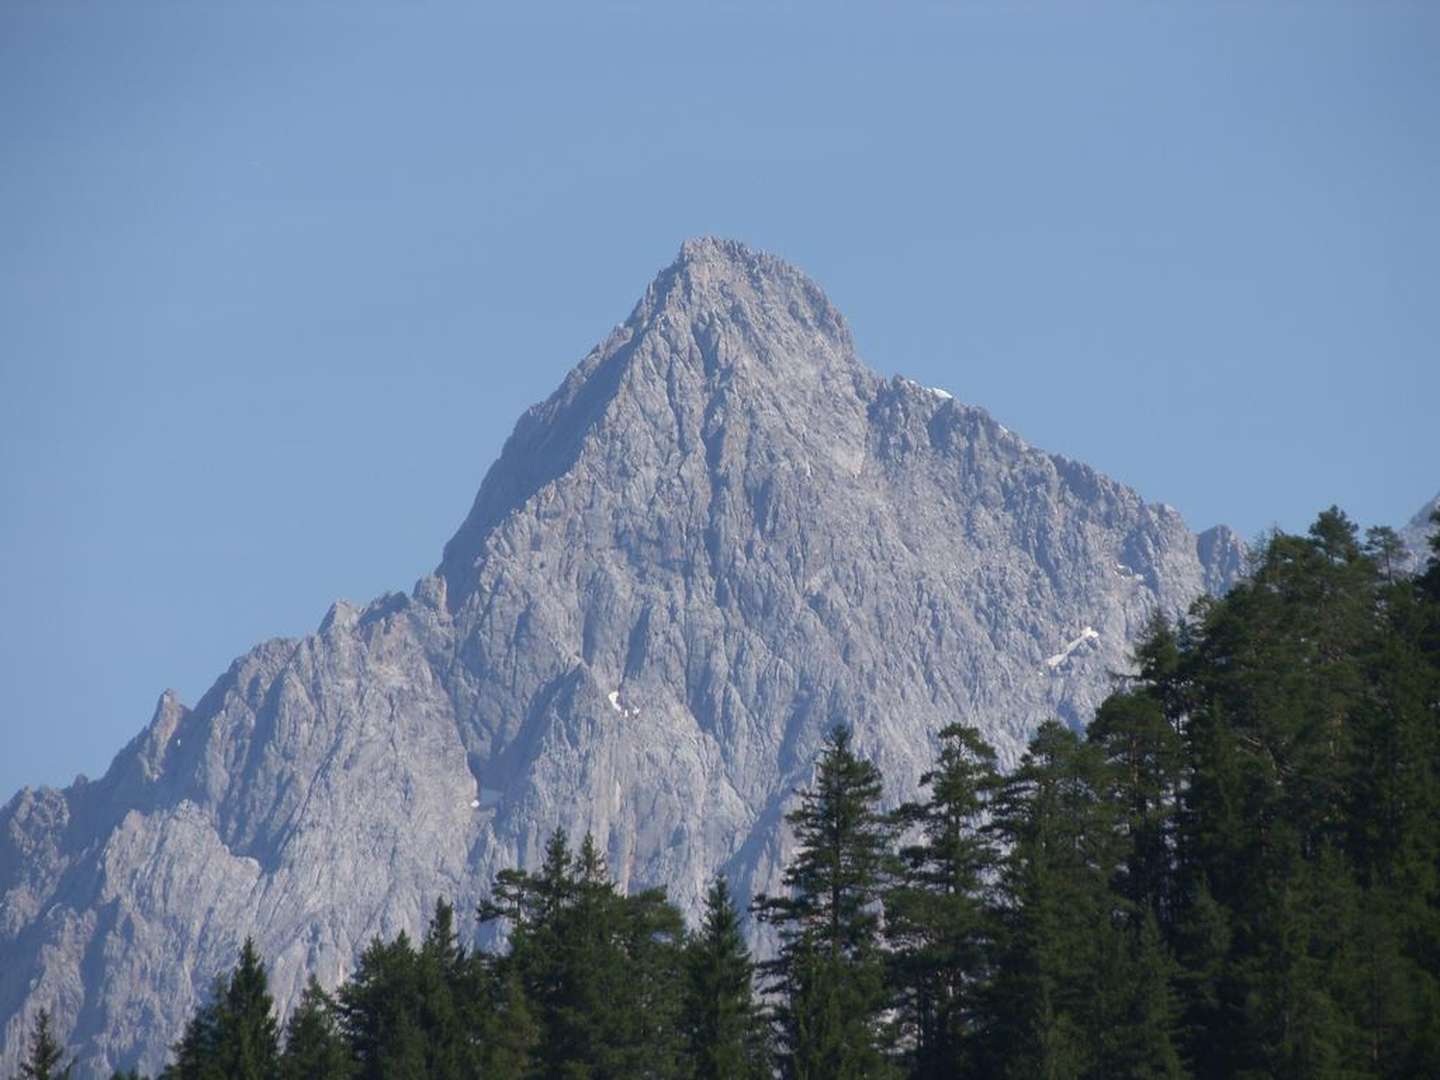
[16,507,1440,1079]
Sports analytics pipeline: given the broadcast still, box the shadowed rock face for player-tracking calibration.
[0,238,1246,1076]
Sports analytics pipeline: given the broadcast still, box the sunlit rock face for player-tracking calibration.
[0,238,1244,1077]
[1398,491,1440,575]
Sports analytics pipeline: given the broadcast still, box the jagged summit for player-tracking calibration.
[658,235,853,341]
[440,238,868,596]
[675,234,768,266]
[598,235,862,397]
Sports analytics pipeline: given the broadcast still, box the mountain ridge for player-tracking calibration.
[4,239,1269,1075]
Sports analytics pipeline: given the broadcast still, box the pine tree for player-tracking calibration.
[605,868,689,1077]
[1087,677,1182,927]
[214,938,281,1080]
[18,1009,72,1080]
[754,725,899,1079]
[1136,506,1440,1075]
[1364,525,1406,585]
[681,876,770,1080]
[161,978,225,1080]
[479,828,688,1079]
[279,976,352,1080]
[1169,512,1402,1074]
[416,898,488,1078]
[164,942,282,1080]
[338,931,422,1080]
[477,970,537,1080]
[885,722,1001,1078]
[982,720,1178,1079]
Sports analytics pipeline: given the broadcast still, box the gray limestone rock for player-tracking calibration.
[1398,491,1440,575]
[1,238,1247,1076]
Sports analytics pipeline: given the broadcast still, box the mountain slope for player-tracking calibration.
[0,238,1243,1076]
[1399,491,1440,574]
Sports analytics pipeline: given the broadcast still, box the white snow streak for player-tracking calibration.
[607,690,639,718]
[1045,626,1099,669]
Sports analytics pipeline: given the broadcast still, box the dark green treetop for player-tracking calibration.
[681,875,770,1080]
[18,1008,72,1080]
[754,724,900,1079]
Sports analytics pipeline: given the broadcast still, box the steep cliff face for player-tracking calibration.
[0,238,1245,1076]
[1399,491,1440,574]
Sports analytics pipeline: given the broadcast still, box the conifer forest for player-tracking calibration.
[19,508,1440,1079]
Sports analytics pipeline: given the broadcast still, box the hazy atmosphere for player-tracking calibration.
[3,0,1436,799]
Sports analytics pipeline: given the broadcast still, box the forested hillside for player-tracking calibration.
[19,507,1438,1079]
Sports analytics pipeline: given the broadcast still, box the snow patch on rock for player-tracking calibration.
[1046,627,1100,669]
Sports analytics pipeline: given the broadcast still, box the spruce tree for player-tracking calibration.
[982,720,1181,1078]
[478,970,538,1080]
[681,876,770,1080]
[479,828,687,1079]
[1168,511,1389,1076]
[753,725,899,1079]
[161,978,225,1080]
[338,931,422,1080]
[18,1009,72,1080]
[161,940,280,1080]
[885,722,1001,1078]
[415,898,488,1078]
[279,976,352,1080]
[1087,677,1181,927]
[214,938,281,1080]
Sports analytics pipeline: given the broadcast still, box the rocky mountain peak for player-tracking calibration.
[440,239,872,598]
[3,243,1258,1077]
[616,235,864,396]
[657,235,853,346]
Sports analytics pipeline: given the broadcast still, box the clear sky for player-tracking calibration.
[2,1,1436,798]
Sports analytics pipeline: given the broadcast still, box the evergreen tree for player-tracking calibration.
[1198,515,1384,1073]
[1144,506,1440,1076]
[480,828,687,1079]
[416,898,489,1078]
[885,722,1001,1078]
[161,940,280,1080]
[681,876,770,1080]
[279,976,352,1080]
[606,869,689,1077]
[160,978,225,1080]
[983,720,1183,1078]
[754,725,899,1079]
[338,931,424,1080]
[336,900,494,1079]
[214,938,281,1080]
[17,1009,72,1080]
[477,969,538,1080]
[1364,525,1407,585]
[1087,624,1184,929]
[1097,910,1185,1080]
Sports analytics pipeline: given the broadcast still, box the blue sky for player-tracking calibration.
[2,1,1436,797]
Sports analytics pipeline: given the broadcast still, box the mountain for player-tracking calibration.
[1399,491,1440,574]
[0,238,1245,1076]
